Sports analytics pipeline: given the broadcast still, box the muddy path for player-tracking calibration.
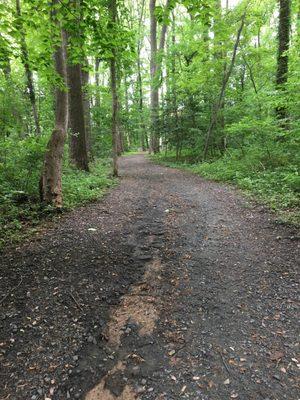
[0,154,299,400]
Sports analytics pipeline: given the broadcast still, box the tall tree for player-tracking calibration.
[94,57,101,108]
[137,0,147,150]
[276,0,291,125]
[67,1,89,171]
[67,61,89,171]
[41,0,68,207]
[15,0,41,136]
[81,64,92,159]
[149,0,171,153]
[149,0,158,153]
[109,0,119,177]
[203,10,246,159]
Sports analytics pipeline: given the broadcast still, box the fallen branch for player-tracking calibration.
[217,350,237,378]
[70,292,83,311]
[0,277,23,306]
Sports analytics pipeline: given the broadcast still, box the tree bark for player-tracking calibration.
[116,72,124,155]
[276,0,291,124]
[95,57,100,108]
[149,0,171,153]
[16,0,41,136]
[149,0,159,153]
[66,0,89,171]
[68,61,89,171]
[109,0,119,177]
[81,64,93,159]
[41,1,68,207]
[137,0,146,150]
[169,13,180,160]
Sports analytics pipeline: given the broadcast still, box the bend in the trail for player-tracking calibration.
[0,155,299,400]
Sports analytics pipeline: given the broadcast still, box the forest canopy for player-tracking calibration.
[0,0,299,247]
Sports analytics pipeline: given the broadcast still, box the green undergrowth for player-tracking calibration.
[123,150,145,156]
[0,158,117,251]
[151,149,300,226]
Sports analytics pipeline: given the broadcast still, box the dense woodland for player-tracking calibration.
[0,0,299,247]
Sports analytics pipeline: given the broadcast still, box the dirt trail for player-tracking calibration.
[0,155,299,400]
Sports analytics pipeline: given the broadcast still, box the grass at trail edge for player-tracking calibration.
[0,159,117,251]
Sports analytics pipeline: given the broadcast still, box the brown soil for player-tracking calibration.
[0,155,299,400]
[105,258,162,347]
[85,362,137,400]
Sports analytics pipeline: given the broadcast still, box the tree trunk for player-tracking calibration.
[123,75,131,149]
[68,62,89,171]
[109,0,119,177]
[41,2,68,207]
[115,71,124,156]
[149,0,171,154]
[149,0,159,153]
[276,0,291,125]
[137,54,146,150]
[66,0,89,170]
[95,57,100,108]
[137,0,146,151]
[203,10,246,160]
[170,13,180,159]
[16,0,41,136]
[81,64,93,159]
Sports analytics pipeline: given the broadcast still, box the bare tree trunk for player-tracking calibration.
[149,0,159,153]
[123,75,131,149]
[276,0,291,125]
[203,10,246,160]
[115,71,124,155]
[16,0,41,136]
[66,0,89,170]
[149,0,171,154]
[137,53,146,150]
[95,57,100,108]
[41,2,68,207]
[81,64,93,159]
[68,62,89,171]
[170,14,180,160]
[109,0,119,177]
[137,0,146,150]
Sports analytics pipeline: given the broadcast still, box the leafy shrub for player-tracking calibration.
[0,143,116,250]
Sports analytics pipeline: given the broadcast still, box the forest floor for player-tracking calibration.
[0,154,299,400]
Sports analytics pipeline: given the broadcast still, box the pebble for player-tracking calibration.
[141,379,147,385]
[87,336,97,344]
[132,366,140,376]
